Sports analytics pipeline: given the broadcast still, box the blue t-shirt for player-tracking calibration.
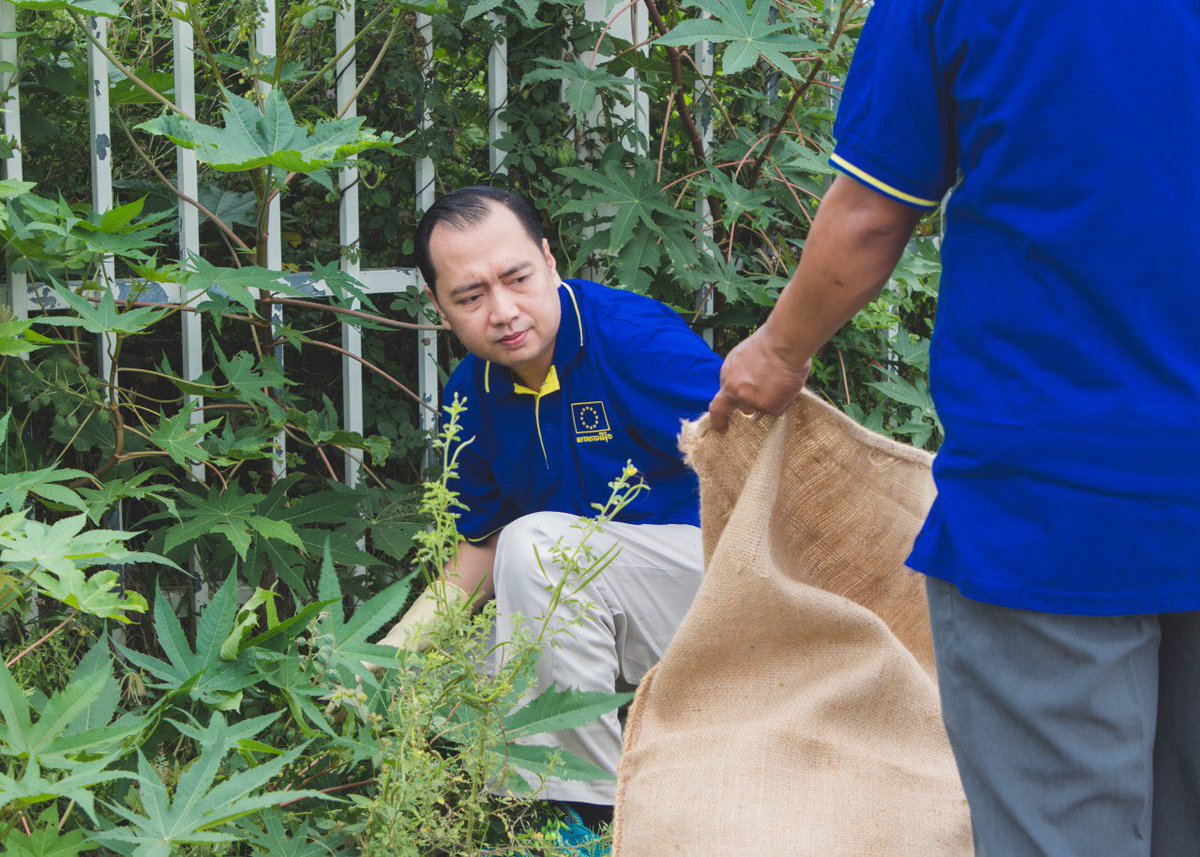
[443,279,722,542]
[832,0,1200,615]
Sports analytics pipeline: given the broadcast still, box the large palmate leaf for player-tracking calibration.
[148,483,303,562]
[184,257,304,314]
[115,577,255,708]
[523,59,633,118]
[91,715,329,857]
[0,466,91,514]
[147,403,221,468]
[557,159,695,253]
[50,280,172,336]
[655,0,824,79]
[138,89,397,176]
[0,513,164,622]
[0,648,140,766]
[6,0,120,15]
[241,476,376,592]
[314,543,412,680]
[233,809,355,856]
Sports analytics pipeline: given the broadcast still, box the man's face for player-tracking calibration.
[427,203,562,388]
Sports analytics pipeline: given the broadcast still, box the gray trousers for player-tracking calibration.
[927,577,1200,857]
[493,512,704,804]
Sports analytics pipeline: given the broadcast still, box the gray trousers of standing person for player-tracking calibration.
[490,511,704,804]
[926,577,1200,857]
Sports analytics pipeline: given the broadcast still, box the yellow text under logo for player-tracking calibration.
[571,401,612,444]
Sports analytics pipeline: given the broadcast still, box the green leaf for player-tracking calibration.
[6,0,121,17]
[45,286,168,336]
[196,184,258,228]
[137,89,397,176]
[523,60,632,118]
[94,723,330,855]
[115,578,255,707]
[185,257,299,314]
[655,0,824,80]
[148,404,221,468]
[501,687,632,741]
[557,159,694,253]
[2,807,87,856]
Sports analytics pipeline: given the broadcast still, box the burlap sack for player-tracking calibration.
[613,391,972,856]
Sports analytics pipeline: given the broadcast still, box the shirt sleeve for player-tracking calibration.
[442,369,518,543]
[606,303,723,466]
[830,0,957,209]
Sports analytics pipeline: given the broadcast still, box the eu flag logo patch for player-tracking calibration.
[571,401,612,444]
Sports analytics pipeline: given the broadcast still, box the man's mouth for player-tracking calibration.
[498,330,528,348]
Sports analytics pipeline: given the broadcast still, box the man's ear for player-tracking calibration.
[425,286,451,329]
[541,238,559,279]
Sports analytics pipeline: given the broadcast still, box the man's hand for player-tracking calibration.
[708,321,811,433]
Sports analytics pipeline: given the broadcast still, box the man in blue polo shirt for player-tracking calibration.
[710,2,1199,854]
[376,186,721,832]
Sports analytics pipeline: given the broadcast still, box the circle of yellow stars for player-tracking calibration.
[578,405,601,431]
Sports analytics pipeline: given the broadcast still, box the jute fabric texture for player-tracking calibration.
[612,392,972,856]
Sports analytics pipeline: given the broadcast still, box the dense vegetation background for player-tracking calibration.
[0,0,941,850]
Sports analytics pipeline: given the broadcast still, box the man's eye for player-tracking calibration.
[512,274,530,285]
[459,294,482,306]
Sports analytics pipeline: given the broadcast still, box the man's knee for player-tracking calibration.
[493,511,579,600]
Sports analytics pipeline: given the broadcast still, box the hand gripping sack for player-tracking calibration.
[613,392,972,856]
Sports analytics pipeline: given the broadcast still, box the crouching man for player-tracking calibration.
[376,186,721,836]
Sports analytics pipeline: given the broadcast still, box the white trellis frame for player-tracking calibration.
[0,0,477,486]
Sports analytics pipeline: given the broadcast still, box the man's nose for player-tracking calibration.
[489,290,519,325]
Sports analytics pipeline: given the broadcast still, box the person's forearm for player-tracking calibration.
[764,176,922,364]
[443,535,499,607]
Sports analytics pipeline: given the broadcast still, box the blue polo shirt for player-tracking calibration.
[832,0,1200,615]
[443,279,722,542]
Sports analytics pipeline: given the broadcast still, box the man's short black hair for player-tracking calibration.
[414,186,545,295]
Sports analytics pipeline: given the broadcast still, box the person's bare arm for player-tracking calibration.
[444,534,499,606]
[709,176,924,431]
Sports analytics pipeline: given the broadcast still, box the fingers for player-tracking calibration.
[708,389,732,434]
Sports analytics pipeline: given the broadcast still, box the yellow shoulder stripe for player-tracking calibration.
[563,282,584,348]
[829,153,941,209]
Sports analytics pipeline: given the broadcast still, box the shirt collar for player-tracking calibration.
[484,281,585,396]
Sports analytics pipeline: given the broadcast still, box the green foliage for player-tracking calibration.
[138,89,399,177]
[0,0,939,849]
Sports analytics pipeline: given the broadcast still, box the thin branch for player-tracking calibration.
[744,1,857,189]
[114,115,251,261]
[264,296,441,331]
[642,0,722,230]
[70,11,189,119]
[301,338,437,415]
[7,614,75,669]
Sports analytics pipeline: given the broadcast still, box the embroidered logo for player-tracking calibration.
[571,401,613,444]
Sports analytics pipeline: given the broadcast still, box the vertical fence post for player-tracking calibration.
[173,1,209,611]
[695,18,715,345]
[0,1,25,318]
[415,12,439,456]
[336,0,364,488]
[173,3,204,481]
[86,16,122,544]
[487,14,507,176]
[256,0,286,482]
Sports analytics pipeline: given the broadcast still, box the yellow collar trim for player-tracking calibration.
[482,283,582,396]
[513,365,560,398]
[563,282,584,349]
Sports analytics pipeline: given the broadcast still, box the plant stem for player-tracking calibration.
[115,114,252,261]
[6,613,75,669]
[744,0,857,189]
[301,338,437,415]
[264,296,440,331]
[69,11,189,119]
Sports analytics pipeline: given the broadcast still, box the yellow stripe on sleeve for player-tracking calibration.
[829,154,942,209]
